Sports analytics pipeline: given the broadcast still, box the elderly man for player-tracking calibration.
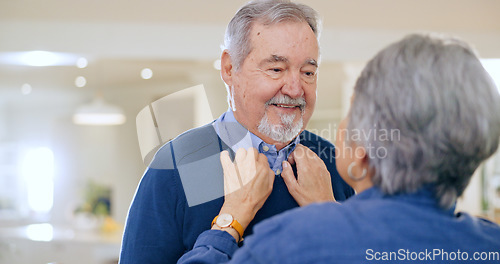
[119,1,353,263]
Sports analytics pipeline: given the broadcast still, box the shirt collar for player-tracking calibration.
[213,109,301,175]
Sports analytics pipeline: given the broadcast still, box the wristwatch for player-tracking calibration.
[211,213,244,241]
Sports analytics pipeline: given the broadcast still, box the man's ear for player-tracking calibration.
[220,50,234,87]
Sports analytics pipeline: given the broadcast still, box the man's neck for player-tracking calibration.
[230,110,299,151]
[262,135,289,151]
[250,129,303,151]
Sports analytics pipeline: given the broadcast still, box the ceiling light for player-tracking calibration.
[141,68,153,79]
[76,57,88,68]
[75,76,87,88]
[22,51,59,66]
[21,83,32,95]
[73,97,126,126]
[0,51,79,66]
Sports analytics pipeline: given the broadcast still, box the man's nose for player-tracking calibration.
[281,71,304,98]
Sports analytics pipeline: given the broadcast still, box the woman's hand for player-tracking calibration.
[282,144,336,206]
[215,148,274,240]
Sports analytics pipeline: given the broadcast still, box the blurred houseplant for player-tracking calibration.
[73,180,119,232]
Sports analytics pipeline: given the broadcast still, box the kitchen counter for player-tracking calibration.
[0,223,122,264]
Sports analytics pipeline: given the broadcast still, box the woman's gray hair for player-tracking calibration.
[348,33,500,209]
[222,0,321,70]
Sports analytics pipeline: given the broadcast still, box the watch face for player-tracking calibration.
[216,213,233,227]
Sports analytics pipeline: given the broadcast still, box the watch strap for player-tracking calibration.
[212,215,244,241]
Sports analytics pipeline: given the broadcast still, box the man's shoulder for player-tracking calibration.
[173,122,218,146]
[149,123,219,169]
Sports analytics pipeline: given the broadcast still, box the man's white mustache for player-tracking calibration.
[266,95,306,110]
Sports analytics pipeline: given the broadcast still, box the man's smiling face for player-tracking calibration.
[223,21,319,148]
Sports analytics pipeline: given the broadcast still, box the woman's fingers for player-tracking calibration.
[239,148,258,185]
[220,150,241,195]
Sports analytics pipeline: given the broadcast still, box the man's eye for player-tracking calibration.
[304,71,315,76]
[265,68,284,78]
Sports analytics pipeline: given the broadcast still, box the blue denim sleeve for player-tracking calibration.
[177,219,285,264]
[177,230,239,264]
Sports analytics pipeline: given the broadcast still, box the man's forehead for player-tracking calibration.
[246,21,319,67]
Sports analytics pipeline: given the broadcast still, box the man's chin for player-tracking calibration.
[266,115,302,127]
[262,122,303,143]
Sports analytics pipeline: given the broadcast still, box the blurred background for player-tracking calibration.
[0,0,499,263]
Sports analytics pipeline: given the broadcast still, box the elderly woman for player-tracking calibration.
[178,34,500,263]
